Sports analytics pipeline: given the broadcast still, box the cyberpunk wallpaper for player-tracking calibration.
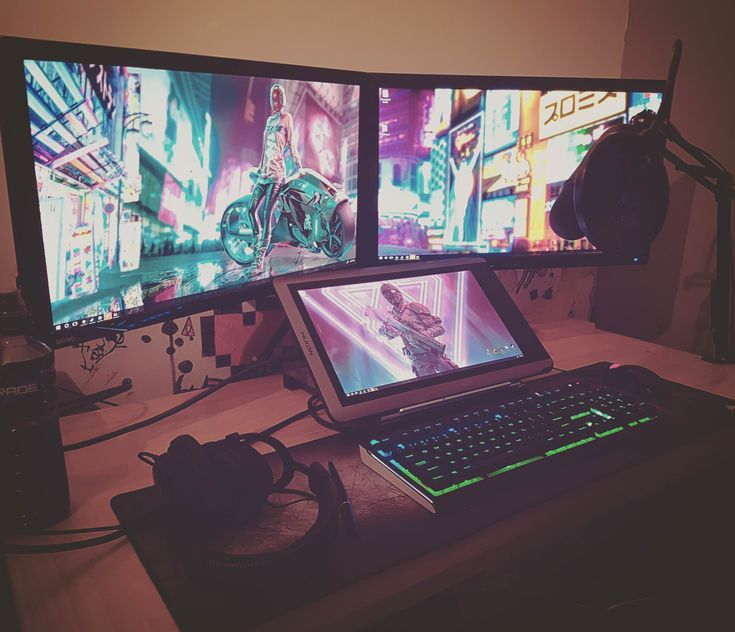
[23,58,360,329]
[298,270,522,396]
[377,87,662,259]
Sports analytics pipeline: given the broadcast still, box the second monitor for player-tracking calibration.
[375,75,664,268]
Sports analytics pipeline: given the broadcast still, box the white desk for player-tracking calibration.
[6,320,735,631]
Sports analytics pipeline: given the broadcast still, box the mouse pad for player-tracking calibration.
[111,368,734,631]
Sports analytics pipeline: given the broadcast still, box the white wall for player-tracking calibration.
[0,0,629,290]
[594,0,735,355]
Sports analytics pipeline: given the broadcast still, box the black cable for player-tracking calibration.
[58,379,133,417]
[523,269,537,289]
[266,488,317,508]
[259,406,313,437]
[3,525,119,536]
[514,269,538,294]
[514,269,529,294]
[307,395,341,432]
[63,358,274,452]
[306,395,374,434]
[1,528,126,554]
[252,317,292,378]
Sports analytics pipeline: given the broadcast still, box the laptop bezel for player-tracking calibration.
[274,259,553,422]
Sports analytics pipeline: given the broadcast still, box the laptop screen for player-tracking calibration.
[297,270,523,398]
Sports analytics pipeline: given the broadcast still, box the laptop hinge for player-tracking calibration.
[379,379,522,424]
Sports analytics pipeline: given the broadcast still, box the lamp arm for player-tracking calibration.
[657,121,735,199]
[655,119,734,362]
[662,148,719,195]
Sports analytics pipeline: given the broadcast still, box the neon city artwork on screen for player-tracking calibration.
[377,87,662,259]
[298,271,522,396]
[23,59,359,329]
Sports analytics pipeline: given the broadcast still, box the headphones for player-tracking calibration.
[549,109,670,257]
[138,432,340,581]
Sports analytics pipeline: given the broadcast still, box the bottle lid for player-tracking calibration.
[0,288,30,333]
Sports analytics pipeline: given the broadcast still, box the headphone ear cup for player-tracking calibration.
[574,126,669,256]
[153,435,218,517]
[549,123,625,241]
[212,436,273,521]
[152,434,274,524]
[549,171,583,240]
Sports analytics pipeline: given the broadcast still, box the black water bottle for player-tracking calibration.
[0,289,69,530]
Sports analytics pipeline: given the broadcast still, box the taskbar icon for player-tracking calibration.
[58,313,109,330]
[380,254,420,262]
[346,386,379,398]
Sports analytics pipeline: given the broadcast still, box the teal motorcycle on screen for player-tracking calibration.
[220,168,355,266]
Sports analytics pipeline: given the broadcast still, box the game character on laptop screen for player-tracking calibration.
[298,270,523,397]
[275,258,551,422]
[21,58,359,331]
[377,86,661,260]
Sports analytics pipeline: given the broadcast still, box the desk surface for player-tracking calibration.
[6,319,735,631]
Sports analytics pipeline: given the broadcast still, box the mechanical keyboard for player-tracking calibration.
[361,378,662,512]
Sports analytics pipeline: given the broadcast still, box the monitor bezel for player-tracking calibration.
[274,258,553,422]
[369,72,667,270]
[0,36,377,347]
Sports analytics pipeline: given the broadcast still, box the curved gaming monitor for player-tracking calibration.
[0,37,374,347]
[373,74,664,268]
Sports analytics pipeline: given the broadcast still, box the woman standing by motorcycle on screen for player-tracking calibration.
[249,83,302,272]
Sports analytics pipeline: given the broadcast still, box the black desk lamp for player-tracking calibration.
[550,40,735,363]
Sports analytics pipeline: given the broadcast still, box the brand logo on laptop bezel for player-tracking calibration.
[300,331,314,356]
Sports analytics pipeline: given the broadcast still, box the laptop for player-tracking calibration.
[274,259,726,513]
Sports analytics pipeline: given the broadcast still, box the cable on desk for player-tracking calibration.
[258,406,315,436]
[1,528,126,554]
[306,395,375,434]
[63,358,275,452]
[266,488,317,508]
[3,525,120,536]
[58,379,133,416]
